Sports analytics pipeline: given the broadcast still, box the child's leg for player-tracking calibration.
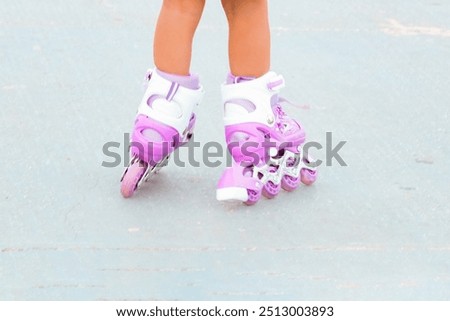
[221,0,270,77]
[154,0,206,75]
[217,0,317,205]
[121,0,205,198]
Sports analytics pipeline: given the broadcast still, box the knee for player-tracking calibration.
[221,0,265,18]
[162,0,205,17]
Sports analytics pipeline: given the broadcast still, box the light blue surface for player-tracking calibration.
[1,0,449,300]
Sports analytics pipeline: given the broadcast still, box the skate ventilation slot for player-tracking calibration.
[229,132,250,143]
[141,129,163,143]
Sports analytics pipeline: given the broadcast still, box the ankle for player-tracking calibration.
[226,72,256,84]
[156,68,200,90]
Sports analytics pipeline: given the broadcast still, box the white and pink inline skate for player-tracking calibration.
[121,69,204,198]
[216,71,317,205]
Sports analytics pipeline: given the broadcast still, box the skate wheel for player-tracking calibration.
[262,180,281,199]
[244,189,262,206]
[120,161,147,198]
[281,174,301,191]
[300,168,317,186]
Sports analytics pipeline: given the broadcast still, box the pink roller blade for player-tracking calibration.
[217,72,319,205]
[131,114,190,165]
[121,161,147,198]
[121,114,195,198]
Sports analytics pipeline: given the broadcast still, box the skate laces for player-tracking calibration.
[273,103,293,133]
[272,98,307,134]
[267,75,309,133]
[267,75,309,111]
[274,104,286,117]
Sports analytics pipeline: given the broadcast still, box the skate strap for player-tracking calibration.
[165,82,180,102]
[278,97,310,110]
[267,75,285,91]
[143,69,179,101]
[267,75,309,109]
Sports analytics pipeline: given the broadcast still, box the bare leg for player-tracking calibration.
[221,0,270,77]
[153,0,206,75]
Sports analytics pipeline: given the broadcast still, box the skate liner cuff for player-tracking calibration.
[156,68,200,90]
[226,73,256,85]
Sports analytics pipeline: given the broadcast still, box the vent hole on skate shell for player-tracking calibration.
[141,129,163,142]
[230,132,249,143]
[273,149,285,159]
[256,128,271,140]
[287,157,300,167]
[243,166,254,177]
[224,99,256,117]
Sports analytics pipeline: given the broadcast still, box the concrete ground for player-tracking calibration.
[1,0,449,300]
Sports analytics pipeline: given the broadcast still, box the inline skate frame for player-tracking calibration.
[121,69,204,198]
[216,72,317,205]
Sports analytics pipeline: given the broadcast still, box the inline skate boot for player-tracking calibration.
[216,71,317,205]
[121,68,204,198]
